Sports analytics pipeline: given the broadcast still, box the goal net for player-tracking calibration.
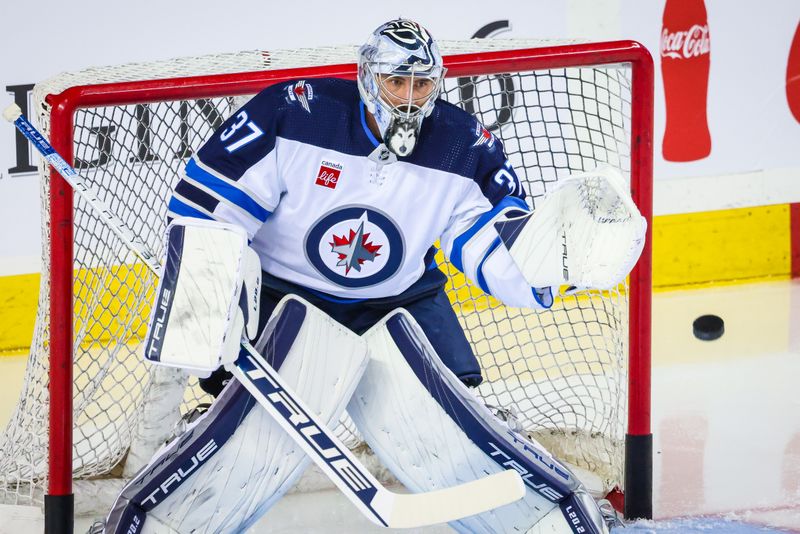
[0,39,652,518]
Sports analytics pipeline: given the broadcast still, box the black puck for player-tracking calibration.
[693,314,724,341]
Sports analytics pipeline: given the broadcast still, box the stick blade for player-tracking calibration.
[378,469,525,529]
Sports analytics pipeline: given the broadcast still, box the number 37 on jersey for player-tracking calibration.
[220,111,264,153]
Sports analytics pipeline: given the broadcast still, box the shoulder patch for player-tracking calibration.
[285,80,314,113]
[471,122,497,150]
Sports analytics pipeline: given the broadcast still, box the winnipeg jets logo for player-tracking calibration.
[330,215,382,274]
[381,20,432,50]
[305,206,404,288]
[379,20,435,70]
[286,80,314,113]
[472,123,496,149]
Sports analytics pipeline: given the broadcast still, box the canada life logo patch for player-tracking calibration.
[305,207,404,288]
[315,160,342,189]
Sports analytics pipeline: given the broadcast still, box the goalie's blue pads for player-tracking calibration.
[102,297,368,533]
[348,310,611,534]
[441,197,553,309]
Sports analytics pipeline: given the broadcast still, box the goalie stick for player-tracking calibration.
[4,104,525,528]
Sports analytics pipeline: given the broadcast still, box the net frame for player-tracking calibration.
[29,40,652,525]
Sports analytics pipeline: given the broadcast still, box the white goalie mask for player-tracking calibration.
[357,19,446,156]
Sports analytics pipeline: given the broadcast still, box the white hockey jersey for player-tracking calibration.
[168,78,547,306]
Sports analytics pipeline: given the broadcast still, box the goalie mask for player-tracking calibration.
[357,19,446,156]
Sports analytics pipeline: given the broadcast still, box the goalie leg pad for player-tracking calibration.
[105,296,368,533]
[348,310,609,534]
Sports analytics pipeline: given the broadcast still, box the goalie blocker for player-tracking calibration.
[144,218,261,374]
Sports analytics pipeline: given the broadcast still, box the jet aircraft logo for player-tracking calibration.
[472,123,496,149]
[305,206,404,289]
[330,217,382,275]
[287,80,314,113]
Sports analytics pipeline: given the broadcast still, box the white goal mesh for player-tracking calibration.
[0,40,651,513]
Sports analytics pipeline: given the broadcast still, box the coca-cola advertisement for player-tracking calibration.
[661,0,712,162]
[788,21,800,124]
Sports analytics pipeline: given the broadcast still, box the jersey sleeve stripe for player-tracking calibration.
[475,238,501,295]
[174,180,220,214]
[185,158,272,222]
[167,196,215,221]
[178,173,274,231]
[192,157,275,211]
[449,195,529,272]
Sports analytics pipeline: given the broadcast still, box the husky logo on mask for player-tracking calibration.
[385,118,418,156]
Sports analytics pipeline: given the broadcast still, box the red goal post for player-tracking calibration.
[26,39,652,527]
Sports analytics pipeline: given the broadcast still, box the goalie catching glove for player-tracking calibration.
[144,218,261,374]
[495,165,646,291]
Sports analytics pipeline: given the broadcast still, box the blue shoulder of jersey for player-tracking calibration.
[196,78,370,180]
[272,78,377,156]
[410,100,525,205]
